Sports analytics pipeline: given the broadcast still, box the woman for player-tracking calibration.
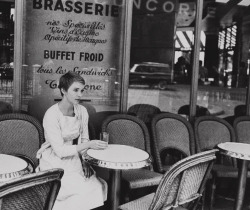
[36,71,108,210]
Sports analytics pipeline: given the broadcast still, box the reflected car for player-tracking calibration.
[129,62,173,90]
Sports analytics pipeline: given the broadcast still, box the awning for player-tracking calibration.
[175,30,206,51]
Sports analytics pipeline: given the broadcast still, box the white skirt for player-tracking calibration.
[39,148,107,210]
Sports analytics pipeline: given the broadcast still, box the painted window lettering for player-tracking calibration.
[133,0,189,14]
[33,0,120,17]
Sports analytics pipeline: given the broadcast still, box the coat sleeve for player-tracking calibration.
[79,106,90,142]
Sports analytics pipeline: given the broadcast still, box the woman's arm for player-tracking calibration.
[77,105,107,153]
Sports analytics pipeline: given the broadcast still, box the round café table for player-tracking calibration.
[85,144,152,210]
[217,142,250,210]
[0,154,30,182]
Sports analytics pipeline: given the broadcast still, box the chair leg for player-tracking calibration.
[187,190,206,210]
[209,176,216,210]
[200,188,206,210]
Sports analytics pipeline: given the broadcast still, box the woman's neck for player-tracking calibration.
[58,99,75,117]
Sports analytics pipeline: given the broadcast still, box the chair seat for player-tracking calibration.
[119,193,155,210]
[212,164,250,178]
[122,169,163,189]
[119,193,188,210]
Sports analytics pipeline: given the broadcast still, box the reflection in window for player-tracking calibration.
[0,1,14,96]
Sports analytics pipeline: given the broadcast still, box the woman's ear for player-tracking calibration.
[61,88,66,95]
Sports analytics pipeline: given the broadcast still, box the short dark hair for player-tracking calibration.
[58,71,85,96]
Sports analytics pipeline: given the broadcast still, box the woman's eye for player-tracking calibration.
[81,89,84,93]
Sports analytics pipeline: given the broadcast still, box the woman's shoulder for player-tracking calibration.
[75,104,88,116]
[44,104,60,118]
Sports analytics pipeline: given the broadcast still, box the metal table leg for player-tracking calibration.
[235,160,248,210]
[110,169,121,210]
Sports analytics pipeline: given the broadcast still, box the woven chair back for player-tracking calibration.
[234,116,250,169]
[90,111,119,138]
[79,102,97,116]
[148,149,217,210]
[194,116,236,152]
[151,113,195,173]
[0,169,64,210]
[0,113,44,167]
[102,114,151,153]
[234,116,250,144]
[127,104,161,124]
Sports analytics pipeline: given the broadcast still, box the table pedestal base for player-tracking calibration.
[110,170,121,210]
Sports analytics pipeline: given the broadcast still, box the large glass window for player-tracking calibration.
[198,24,247,120]
[0,0,14,104]
[16,0,132,113]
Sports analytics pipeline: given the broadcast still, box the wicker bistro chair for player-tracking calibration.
[194,116,237,209]
[233,116,250,171]
[102,114,163,201]
[0,168,64,210]
[0,113,44,168]
[127,104,161,127]
[234,116,250,143]
[178,105,210,117]
[223,105,247,126]
[79,101,97,116]
[151,113,196,174]
[119,149,217,210]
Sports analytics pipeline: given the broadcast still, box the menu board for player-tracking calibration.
[24,0,126,100]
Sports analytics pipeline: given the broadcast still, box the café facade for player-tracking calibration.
[1,0,250,119]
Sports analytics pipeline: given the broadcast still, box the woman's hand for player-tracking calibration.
[82,161,94,178]
[76,140,108,153]
[88,140,108,150]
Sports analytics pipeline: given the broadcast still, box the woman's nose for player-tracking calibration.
[78,91,83,97]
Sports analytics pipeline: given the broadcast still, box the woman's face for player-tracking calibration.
[62,81,85,105]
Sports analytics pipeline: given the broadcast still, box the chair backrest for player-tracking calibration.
[0,113,44,167]
[90,111,119,138]
[0,168,64,210]
[178,105,210,117]
[194,116,236,152]
[148,149,217,210]
[79,102,97,116]
[234,104,246,117]
[151,113,195,173]
[233,116,250,144]
[78,103,97,140]
[102,114,151,153]
[127,104,161,125]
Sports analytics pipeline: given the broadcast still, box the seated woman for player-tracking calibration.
[37,71,108,210]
